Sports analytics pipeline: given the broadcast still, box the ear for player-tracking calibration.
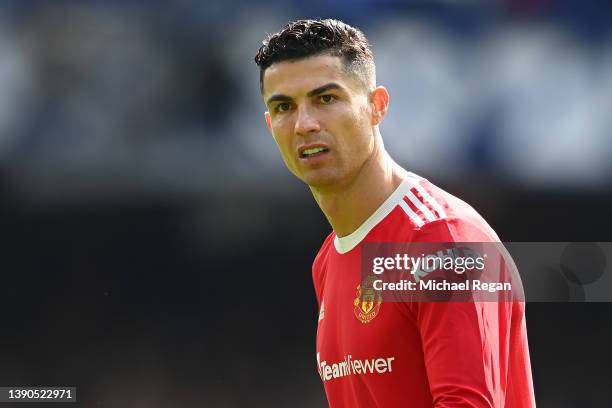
[264,111,272,131]
[370,86,389,126]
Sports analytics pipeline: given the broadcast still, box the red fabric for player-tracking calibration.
[313,178,535,407]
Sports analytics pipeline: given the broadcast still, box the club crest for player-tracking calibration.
[353,275,382,323]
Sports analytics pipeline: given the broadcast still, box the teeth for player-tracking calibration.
[303,147,327,156]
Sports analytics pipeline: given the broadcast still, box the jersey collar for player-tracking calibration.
[333,172,420,254]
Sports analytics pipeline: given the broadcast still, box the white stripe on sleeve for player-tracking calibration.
[398,200,425,227]
[412,183,447,219]
[405,191,437,222]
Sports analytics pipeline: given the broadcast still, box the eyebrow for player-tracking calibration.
[266,82,345,106]
[307,82,344,97]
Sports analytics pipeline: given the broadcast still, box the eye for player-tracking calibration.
[276,102,292,113]
[319,94,336,104]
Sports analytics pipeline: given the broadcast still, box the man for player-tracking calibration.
[254,19,535,407]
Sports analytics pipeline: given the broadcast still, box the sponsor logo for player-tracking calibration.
[317,352,395,382]
[353,275,382,324]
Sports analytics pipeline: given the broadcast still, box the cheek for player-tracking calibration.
[341,99,370,130]
[357,101,373,129]
[342,110,374,160]
[270,118,286,143]
[344,106,371,142]
[271,123,295,158]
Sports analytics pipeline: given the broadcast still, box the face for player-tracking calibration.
[262,54,381,190]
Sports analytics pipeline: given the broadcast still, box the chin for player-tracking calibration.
[301,170,345,189]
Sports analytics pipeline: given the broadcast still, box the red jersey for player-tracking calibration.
[312,171,535,407]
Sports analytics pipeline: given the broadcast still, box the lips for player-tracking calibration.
[298,144,330,159]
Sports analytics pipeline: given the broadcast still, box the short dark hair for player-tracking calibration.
[254,19,375,93]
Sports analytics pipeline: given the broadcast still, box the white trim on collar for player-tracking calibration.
[333,172,421,254]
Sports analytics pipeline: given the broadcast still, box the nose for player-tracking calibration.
[294,104,321,135]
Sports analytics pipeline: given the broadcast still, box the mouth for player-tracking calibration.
[299,145,330,159]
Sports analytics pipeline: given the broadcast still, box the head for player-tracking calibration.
[254,19,389,190]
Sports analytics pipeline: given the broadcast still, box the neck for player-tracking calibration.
[310,141,405,238]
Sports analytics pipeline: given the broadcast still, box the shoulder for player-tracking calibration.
[313,231,335,272]
[399,173,501,243]
[312,232,335,306]
[332,171,501,253]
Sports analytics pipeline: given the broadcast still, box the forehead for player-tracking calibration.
[263,54,358,99]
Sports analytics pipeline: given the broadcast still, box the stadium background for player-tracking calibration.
[1,0,611,406]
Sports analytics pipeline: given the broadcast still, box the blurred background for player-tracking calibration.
[1,0,611,407]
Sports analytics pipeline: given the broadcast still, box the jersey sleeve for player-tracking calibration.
[407,218,528,407]
[312,232,334,309]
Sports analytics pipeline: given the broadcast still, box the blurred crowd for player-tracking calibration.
[0,0,611,207]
